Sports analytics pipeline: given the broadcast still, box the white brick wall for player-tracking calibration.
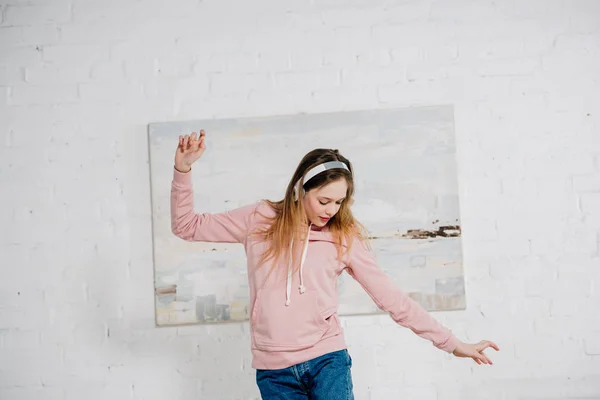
[1,0,599,399]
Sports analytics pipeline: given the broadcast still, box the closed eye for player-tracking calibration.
[319,200,344,205]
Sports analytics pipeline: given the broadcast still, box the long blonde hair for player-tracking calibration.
[252,148,369,271]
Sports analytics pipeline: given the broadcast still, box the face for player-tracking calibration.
[303,178,348,227]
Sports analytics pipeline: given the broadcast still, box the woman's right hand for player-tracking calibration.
[174,129,206,173]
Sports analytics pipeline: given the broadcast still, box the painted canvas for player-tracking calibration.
[148,106,465,326]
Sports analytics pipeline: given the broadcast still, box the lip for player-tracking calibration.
[319,217,330,222]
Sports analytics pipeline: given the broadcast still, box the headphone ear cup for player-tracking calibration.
[293,180,303,201]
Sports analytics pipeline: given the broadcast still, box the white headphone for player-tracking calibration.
[293,161,350,201]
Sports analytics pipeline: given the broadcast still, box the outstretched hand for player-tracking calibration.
[452,340,499,365]
[174,129,206,173]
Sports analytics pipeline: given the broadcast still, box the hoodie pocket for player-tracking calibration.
[251,288,328,351]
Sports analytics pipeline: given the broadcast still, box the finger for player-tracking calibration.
[190,132,197,141]
[192,132,202,150]
[474,358,482,365]
[178,135,183,149]
[190,137,200,150]
[481,352,493,365]
[469,350,486,364]
[488,341,500,351]
[479,353,491,365]
[477,341,500,353]
[480,339,499,348]
[184,135,190,149]
[198,130,206,149]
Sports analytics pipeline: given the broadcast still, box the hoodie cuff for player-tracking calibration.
[173,166,192,185]
[439,334,460,354]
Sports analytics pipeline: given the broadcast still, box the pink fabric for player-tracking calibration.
[171,168,459,369]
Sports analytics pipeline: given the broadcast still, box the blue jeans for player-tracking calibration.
[256,349,354,399]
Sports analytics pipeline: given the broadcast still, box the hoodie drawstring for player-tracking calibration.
[285,223,311,306]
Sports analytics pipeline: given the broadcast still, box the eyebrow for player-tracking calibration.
[319,196,346,202]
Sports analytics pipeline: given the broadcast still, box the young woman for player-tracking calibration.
[171,130,499,399]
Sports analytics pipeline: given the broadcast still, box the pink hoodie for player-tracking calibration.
[170,168,459,370]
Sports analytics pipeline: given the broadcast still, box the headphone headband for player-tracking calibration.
[293,161,350,201]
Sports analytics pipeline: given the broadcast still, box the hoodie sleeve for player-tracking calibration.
[170,168,257,244]
[346,238,460,354]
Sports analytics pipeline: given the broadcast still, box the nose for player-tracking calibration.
[326,204,337,217]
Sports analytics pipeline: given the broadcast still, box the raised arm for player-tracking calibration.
[170,130,257,244]
[171,170,258,243]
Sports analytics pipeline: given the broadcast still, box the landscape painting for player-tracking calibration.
[148,106,465,326]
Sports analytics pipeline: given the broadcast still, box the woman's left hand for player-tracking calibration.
[452,340,500,365]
